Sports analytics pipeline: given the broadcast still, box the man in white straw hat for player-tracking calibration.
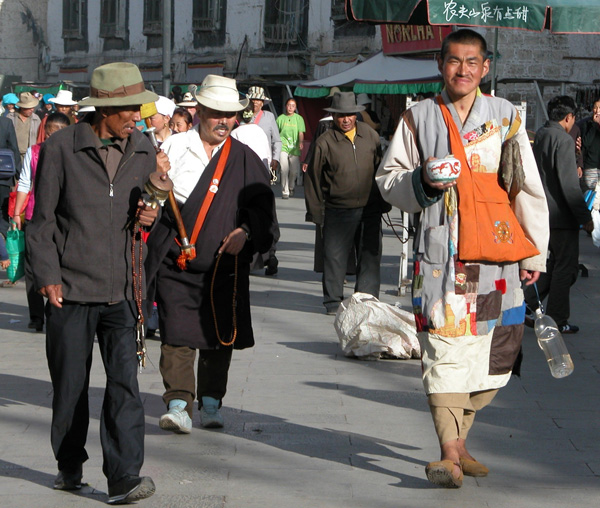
[146,74,275,433]
[7,91,41,162]
[28,62,168,504]
[38,89,79,142]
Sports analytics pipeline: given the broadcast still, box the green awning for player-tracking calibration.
[348,0,600,33]
[295,81,442,97]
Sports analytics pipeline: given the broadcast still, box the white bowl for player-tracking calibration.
[425,156,461,183]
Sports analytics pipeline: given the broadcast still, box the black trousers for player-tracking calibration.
[46,300,145,485]
[525,228,580,327]
[322,206,383,310]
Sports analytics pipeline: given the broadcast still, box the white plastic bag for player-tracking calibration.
[592,209,600,248]
[334,292,421,360]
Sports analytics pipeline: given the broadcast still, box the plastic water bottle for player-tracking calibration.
[534,309,574,378]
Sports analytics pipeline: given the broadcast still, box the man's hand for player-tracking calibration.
[219,228,247,256]
[422,157,458,191]
[520,269,540,286]
[301,163,308,173]
[156,150,171,174]
[40,284,63,308]
[137,200,159,227]
[582,219,594,233]
[270,159,279,172]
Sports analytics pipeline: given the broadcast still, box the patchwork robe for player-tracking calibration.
[377,90,549,394]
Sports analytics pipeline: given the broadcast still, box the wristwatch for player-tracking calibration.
[240,224,251,241]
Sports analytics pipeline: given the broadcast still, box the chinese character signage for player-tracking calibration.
[429,1,545,30]
[381,25,453,55]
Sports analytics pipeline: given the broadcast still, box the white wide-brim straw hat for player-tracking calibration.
[195,75,249,112]
[176,92,197,107]
[49,90,78,106]
[79,62,158,107]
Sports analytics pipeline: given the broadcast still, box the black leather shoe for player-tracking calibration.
[265,255,278,276]
[108,476,155,504]
[54,465,82,490]
[28,319,44,332]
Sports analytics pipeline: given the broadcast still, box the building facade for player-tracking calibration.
[44,0,381,99]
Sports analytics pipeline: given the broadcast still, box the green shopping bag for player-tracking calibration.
[6,228,25,282]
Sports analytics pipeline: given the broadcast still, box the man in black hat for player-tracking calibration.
[305,91,390,314]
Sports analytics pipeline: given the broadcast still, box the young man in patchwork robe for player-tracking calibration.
[376,29,549,488]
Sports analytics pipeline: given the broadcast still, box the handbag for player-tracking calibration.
[5,227,25,282]
[0,149,16,178]
[436,96,539,263]
[8,191,30,218]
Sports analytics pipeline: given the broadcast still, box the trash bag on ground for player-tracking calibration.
[591,209,600,248]
[334,292,421,360]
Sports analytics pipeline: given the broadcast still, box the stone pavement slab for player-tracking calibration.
[0,185,599,507]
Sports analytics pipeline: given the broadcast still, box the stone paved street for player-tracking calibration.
[1,185,599,507]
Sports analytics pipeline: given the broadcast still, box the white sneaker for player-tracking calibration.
[159,406,192,434]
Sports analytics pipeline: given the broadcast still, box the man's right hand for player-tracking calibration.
[40,284,63,308]
[156,150,171,174]
[422,157,458,191]
[583,219,594,233]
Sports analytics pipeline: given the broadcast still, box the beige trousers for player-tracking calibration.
[428,390,498,445]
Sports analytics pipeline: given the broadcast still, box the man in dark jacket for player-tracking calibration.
[525,95,594,333]
[27,62,165,504]
[146,75,274,433]
[305,91,389,314]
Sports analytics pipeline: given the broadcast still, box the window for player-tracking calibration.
[331,0,375,38]
[143,0,162,36]
[193,0,222,32]
[192,0,226,47]
[100,0,127,39]
[264,0,308,45]
[63,0,84,39]
[63,0,88,52]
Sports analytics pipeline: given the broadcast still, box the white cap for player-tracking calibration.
[155,95,176,117]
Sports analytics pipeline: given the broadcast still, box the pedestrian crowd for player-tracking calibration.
[1,28,598,503]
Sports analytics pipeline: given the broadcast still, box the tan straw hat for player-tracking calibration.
[78,62,158,107]
[16,92,40,109]
[195,75,248,112]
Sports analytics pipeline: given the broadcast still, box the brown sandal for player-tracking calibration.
[460,457,489,477]
[1,280,17,288]
[425,460,463,488]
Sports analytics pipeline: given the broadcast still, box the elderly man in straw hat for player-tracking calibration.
[7,91,42,162]
[27,62,168,504]
[305,91,390,315]
[145,74,274,433]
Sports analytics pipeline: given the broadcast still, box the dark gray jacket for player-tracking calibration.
[305,121,388,224]
[27,120,156,302]
[533,121,591,229]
